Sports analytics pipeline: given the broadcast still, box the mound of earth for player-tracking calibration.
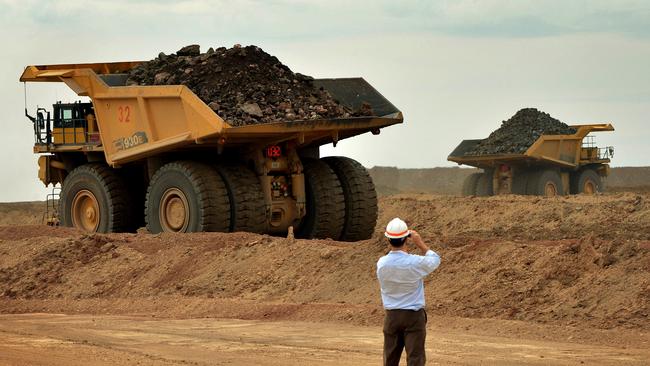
[377,193,650,241]
[0,194,649,330]
[0,202,45,226]
[126,44,371,126]
[466,108,577,155]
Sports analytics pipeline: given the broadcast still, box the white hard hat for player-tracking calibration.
[385,218,410,239]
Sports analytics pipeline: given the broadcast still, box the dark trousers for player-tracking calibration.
[383,309,427,366]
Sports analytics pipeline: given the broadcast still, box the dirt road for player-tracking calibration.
[0,313,648,366]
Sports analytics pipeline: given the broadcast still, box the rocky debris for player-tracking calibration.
[126,44,372,126]
[466,108,577,155]
[240,102,263,118]
[176,44,200,56]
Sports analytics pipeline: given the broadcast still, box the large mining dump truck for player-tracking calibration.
[448,124,615,197]
[20,62,402,239]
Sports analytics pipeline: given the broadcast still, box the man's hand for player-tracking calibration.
[409,230,429,254]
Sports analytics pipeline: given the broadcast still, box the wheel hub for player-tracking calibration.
[584,180,596,194]
[71,190,100,232]
[544,182,557,197]
[160,188,189,232]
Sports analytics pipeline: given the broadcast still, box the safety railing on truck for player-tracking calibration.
[581,135,614,161]
[41,186,60,226]
[27,106,101,146]
[598,146,614,160]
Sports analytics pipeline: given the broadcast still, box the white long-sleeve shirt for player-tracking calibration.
[376,250,441,311]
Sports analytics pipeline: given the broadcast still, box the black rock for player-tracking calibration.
[126,44,371,126]
[177,44,200,56]
[466,108,577,156]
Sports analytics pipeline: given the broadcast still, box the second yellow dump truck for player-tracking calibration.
[21,61,402,239]
[448,124,615,196]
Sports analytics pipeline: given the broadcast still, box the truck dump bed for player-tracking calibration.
[448,124,614,169]
[21,62,402,166]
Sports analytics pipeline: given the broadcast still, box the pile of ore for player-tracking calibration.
[126,44,371,126]
[465,108,577,155]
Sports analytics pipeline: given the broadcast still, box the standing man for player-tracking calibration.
[377,218,441,366]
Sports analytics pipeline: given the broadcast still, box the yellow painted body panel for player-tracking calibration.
[524,124,614,166]
[21,65,229,166]
[38,156,48,185]
[53,127,86,144]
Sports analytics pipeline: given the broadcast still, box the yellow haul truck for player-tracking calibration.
[21,62,402,239]
[448,124,615,197]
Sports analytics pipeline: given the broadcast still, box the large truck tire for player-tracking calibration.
[297,159,345,240]
[570,168,602,194]
[511,169,530,195]
[145,161,230,233]
[461,172,482,196]
[59,164,134,233]
[526,169,564,197]
[323,156,378,241]
[216,165,267,234]
[475,170,494,196]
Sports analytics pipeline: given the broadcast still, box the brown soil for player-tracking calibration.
[0,193,648,332]
[0,201,44,226]
[378,193,650,241]
[1,314,648,366]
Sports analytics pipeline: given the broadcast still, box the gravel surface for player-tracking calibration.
[126,44,371,126]
[466,108,577,155]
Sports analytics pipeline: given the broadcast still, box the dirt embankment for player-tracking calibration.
[0,201,44,226]
[369,166,650,195]
[0,193,648,331]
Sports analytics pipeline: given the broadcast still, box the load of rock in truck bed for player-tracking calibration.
[465,108,577,155]
[126,44,373,126]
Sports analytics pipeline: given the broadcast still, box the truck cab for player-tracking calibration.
[30,101,98,146]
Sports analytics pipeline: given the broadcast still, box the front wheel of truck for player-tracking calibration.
[570,168,602,195]
[59,164,134,233]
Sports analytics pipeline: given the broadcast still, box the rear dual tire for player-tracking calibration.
[461,170,493,196]
[145,161,230,233]
[297,159,345,240]
[323,156,378,241]
[526,169,563,196]
[461,173,482,196]
[216,165,267,234]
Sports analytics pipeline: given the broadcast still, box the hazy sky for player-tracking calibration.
[1,0,649,201]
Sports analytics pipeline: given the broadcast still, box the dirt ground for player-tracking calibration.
[0,193,649,365]
[1,314,648,366]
